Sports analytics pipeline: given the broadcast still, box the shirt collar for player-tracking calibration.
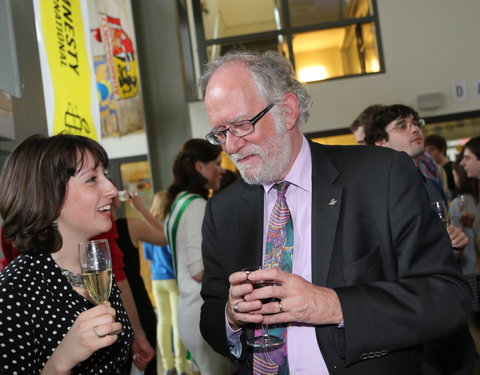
[263,136,312,194]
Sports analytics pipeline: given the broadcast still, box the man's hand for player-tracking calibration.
[228,268,343,328]
[226,270,263,330]
[447,225,469,249]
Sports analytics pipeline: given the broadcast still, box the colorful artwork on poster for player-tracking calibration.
[90,0,146,137]
[94,55,119,135]
[99,15,139,99]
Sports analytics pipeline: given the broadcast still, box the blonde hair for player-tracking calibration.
[150,190,168,221]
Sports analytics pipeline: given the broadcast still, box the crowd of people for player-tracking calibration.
[0,49,480,375]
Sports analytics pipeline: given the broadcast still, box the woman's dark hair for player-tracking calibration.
[163,139,222,218]
[0,134,109,255]
[453,155,478,201]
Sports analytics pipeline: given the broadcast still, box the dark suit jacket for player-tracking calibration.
[200,141,472,374]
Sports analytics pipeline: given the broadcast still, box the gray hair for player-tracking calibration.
[198,50,312,126]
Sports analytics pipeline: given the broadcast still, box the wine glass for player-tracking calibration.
[78,239,113,305]
[431,200,450,228]
[242,266,285,348]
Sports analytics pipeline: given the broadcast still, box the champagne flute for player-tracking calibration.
[78,239,113,305]
[242,266,285,348]
[431,200,463,252]
[431,200,450,228]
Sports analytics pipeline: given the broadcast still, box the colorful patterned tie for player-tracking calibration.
[253,181,293,375]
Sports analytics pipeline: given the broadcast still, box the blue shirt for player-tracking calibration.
[143,242,176,280]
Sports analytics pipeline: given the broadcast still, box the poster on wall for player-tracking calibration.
[33,0,101,140]
[89,0,146,137]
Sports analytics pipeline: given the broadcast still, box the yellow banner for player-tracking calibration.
[37,0,99,140]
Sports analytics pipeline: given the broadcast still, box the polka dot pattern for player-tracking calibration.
[0,254,133,374]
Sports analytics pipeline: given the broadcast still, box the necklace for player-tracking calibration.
[60,268,86,289]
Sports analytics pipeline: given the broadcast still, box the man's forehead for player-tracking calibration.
[464,149,476,159]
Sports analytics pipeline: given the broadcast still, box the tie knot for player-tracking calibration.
[275,181,290,198]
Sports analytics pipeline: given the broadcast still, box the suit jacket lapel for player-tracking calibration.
[309,141,343,286]
[239,183,265,268]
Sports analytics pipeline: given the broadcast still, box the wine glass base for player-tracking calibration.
[247,334,285,348]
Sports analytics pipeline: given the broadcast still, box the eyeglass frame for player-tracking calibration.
[386,117,426,134]
[205,103,275,145]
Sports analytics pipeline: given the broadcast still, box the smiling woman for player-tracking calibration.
[0,133,133,374]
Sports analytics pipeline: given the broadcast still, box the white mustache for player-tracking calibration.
[229,144,261,163]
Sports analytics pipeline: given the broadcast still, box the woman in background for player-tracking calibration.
[163,139,236,375]
[114,191,167,375]
[144,191,186,375]
[0,134,132,373]
[450,159,480,355]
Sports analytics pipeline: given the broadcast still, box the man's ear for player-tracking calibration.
[282,92,300,130]
[195,160,204,175]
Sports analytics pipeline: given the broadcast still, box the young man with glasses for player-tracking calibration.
[198,52,472,375]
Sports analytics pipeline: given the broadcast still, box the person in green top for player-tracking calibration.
[164,139,236,375]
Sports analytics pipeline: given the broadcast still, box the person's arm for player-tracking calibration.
[330,151,470,364]
[129,192,166,233]
[127,218,166,247]
[117,279,155,370]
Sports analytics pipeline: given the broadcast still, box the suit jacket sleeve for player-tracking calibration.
[200,182,264,359]
[331,149,471,365]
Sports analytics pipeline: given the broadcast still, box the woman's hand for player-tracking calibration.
[41,303,122,374]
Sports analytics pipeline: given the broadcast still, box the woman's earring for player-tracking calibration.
[52,219,58,228]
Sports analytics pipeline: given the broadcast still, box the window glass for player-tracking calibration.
[288,0,371,27]
[293,22,379,82]
[201,0,282,40]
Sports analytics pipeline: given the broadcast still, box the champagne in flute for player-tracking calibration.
[82,269,113,305]
[79,239,113,305]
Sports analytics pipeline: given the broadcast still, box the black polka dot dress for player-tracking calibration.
[0,254,133,374]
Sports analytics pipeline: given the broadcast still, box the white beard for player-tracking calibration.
[229,126,293,185]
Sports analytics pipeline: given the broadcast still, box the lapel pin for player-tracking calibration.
[329,199,337,206]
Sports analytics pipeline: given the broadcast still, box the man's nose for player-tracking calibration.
[410,123,420,133]
[223,132,245,154]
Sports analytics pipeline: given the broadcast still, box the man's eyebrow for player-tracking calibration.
[392,118,407,127]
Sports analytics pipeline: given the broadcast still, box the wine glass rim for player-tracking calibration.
[78,239,109,246]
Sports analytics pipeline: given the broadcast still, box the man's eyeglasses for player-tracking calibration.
[205,104,275,145]
[387,118,426,133]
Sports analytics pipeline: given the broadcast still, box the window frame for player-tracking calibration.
[184,0,384,100]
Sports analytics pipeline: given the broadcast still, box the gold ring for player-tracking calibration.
[233,302,240,313]
[278,301,283,313]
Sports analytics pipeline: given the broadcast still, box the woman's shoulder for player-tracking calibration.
[0,254,53,290]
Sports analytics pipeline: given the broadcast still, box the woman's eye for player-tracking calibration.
[86,176,97,183]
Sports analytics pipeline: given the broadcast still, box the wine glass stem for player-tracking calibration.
[261,323,269,336]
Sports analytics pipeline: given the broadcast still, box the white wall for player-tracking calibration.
[188,0,480,136]
[101,132,149,159]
